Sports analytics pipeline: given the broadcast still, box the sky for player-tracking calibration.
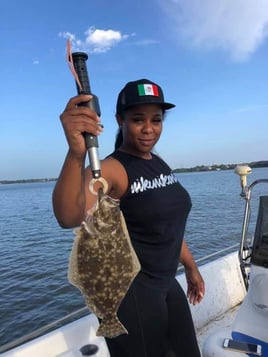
[1,0,268,180]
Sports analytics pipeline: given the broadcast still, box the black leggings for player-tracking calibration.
[105,277,201,357]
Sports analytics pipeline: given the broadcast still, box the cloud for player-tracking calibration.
[160,0,268,61]
[59,27,129,53]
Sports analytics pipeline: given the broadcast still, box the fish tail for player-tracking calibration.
[96,315,128,338]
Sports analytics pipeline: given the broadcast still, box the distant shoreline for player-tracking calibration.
[1,160,267,184]
[172,160,268,174]
[0,178,57,185]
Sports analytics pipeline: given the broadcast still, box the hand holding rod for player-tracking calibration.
[71,52,101,179]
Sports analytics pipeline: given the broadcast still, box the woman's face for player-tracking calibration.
[117,104,164,158]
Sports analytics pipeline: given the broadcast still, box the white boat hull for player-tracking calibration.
[1,251,246,357]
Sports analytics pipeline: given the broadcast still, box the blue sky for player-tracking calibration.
[1,0,268,180]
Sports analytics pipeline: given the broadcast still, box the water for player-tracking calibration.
[1,168,268,347]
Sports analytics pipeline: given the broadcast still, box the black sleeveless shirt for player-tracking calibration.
[111,150,192,283]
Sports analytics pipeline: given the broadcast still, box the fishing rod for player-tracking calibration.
[66,40,101,180]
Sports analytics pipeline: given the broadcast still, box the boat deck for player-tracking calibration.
[197,305,239,353]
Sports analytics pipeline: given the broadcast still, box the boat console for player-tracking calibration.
[251,195,268,269]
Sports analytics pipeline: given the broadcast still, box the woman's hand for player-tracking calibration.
[179,240,205,305]
[60,94,103,158]
[53,95,103,228]
[185,266,205,305]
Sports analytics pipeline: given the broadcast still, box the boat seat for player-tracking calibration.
[250,273,268,316]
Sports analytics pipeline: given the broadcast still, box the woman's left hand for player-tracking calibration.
[185,267,205,305]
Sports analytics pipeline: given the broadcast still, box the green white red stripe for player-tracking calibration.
[138,84,159,96]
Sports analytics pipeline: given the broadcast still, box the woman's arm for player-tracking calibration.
[52,150,87,228]
[52,94,103,228]
[180,240,205,305]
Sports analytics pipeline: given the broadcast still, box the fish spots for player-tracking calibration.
[68,190,140,338]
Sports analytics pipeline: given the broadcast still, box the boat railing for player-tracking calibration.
[176,243,239,273]
[0,306,90,353]
[238,178,268,289]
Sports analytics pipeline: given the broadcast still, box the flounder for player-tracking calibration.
[68,189,141,338]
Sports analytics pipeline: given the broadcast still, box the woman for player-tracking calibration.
[53,79,205,357]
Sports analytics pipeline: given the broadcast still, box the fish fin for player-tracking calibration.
[96,315,128,338]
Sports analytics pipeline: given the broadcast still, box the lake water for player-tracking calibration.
[1,167,268,347]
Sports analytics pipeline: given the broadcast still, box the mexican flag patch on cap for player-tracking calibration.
[138,84,159,97]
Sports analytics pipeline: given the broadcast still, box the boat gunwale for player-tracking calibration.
[0,243,239,354]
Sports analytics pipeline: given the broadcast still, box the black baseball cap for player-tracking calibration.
[116,79,176,115]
